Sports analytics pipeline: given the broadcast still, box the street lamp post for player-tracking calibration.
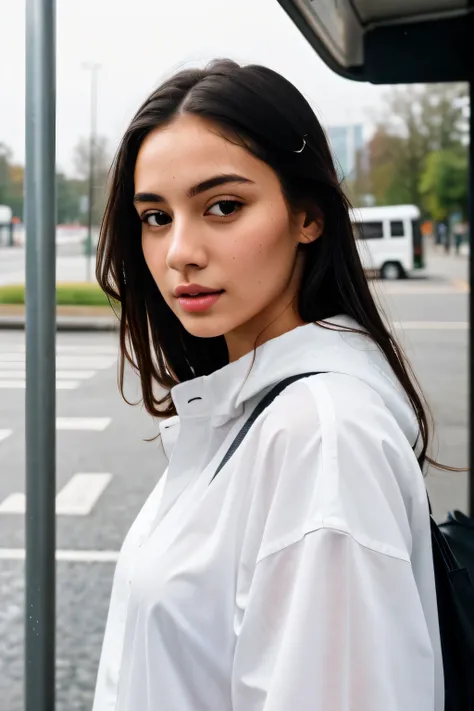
[82,62,100,282]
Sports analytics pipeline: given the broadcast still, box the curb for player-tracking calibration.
[0,316,118,332]
[0,306,119,332]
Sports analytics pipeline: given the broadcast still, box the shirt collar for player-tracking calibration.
[170,322,322,427]
[159,315,418,458]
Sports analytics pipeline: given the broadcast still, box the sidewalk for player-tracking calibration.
[421,241,469,287]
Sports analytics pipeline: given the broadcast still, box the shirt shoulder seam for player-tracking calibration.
[256,520,411,566]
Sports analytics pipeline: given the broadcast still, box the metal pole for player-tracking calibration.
[25,1,56,710]
[83,63,100,282]
[469,78,474,517]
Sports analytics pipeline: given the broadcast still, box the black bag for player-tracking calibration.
[433,511,474,709]
[210,372,474,710]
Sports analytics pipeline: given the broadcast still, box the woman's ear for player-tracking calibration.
[298,210,324,245]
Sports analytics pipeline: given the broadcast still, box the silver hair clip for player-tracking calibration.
[294,134,307,154]
[122,260,127,285]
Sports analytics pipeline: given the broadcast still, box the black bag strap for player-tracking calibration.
[430,516,461,574]
[209,372,321,484]
[210,371,439,518]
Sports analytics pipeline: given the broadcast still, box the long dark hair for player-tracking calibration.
[96,59,436,468]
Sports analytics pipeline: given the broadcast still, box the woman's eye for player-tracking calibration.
[143,211,171,227]
[206,200,242,217]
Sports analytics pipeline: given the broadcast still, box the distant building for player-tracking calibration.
[327,125,364,180]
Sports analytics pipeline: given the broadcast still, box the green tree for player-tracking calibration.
[349,127,411,207]
[0,138,113,225]
[356,83,469,210]
[385,83,467,208]
[56,172,85,224]
[420,150,468,221]
[6,164,24,219]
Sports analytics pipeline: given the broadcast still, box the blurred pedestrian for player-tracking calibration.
[93,60,444,711]
[437,221,449,253]
[454,222,465,255]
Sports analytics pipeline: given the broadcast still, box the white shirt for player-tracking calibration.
[93,317,443,711]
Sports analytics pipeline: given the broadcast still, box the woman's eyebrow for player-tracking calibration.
[187,174,254,198]
[133,192,164,204]
[133,174,254,205]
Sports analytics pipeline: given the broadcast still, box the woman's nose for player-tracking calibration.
[166,219,208,272]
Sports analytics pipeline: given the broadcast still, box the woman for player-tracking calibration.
[93,59,443,710]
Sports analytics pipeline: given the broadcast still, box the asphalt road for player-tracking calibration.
[0,245,470,711]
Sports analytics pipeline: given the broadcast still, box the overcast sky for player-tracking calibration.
[0,0,390,175]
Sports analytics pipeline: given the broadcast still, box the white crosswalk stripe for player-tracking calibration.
[0,369,96,379]
[0,418,112,432]
[55,474,113,515]
[0,353,116,367]
[0,344,117,390]
[0,549,120,562]
[0,343,117,517]
[0,494,25,514]
[0,473,113,516]
[0,417,111,443]
[56,417,112,431]
[8,344,118,355]
[0,380,79,389]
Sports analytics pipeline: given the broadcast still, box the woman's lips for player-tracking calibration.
[177,291,224,313]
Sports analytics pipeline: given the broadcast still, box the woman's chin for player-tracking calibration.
[179,315,230,340]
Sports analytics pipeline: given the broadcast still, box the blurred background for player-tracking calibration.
[1,3,469,251]
[0,1,470,709]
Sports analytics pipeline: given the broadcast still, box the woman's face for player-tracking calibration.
[134,114,321,361]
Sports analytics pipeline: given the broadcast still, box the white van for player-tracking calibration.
[350,205,423,280]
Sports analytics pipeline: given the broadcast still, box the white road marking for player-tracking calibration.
[55,473,113,515]
[0,429,12,443]
[0,380,79,390]
[0,548,119,563]
[0,353,43,362]
[0,348,114,392]
[0,473,112,516]
[0,493,26,514]
[0,380,28,389]
[0,362,29,369]
[56,417,111,431]
[55,370,96,379]
[0,354,116,369]
[59,383,84,391]
[4,344,118,355]
[392,321,468,330]
[0,370,95,379]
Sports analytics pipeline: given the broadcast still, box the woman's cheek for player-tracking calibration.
[142,237,167,282]
[226,245,267,297]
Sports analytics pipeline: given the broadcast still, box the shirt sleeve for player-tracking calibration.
[231,527,436,711]
[231,374,437,711]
